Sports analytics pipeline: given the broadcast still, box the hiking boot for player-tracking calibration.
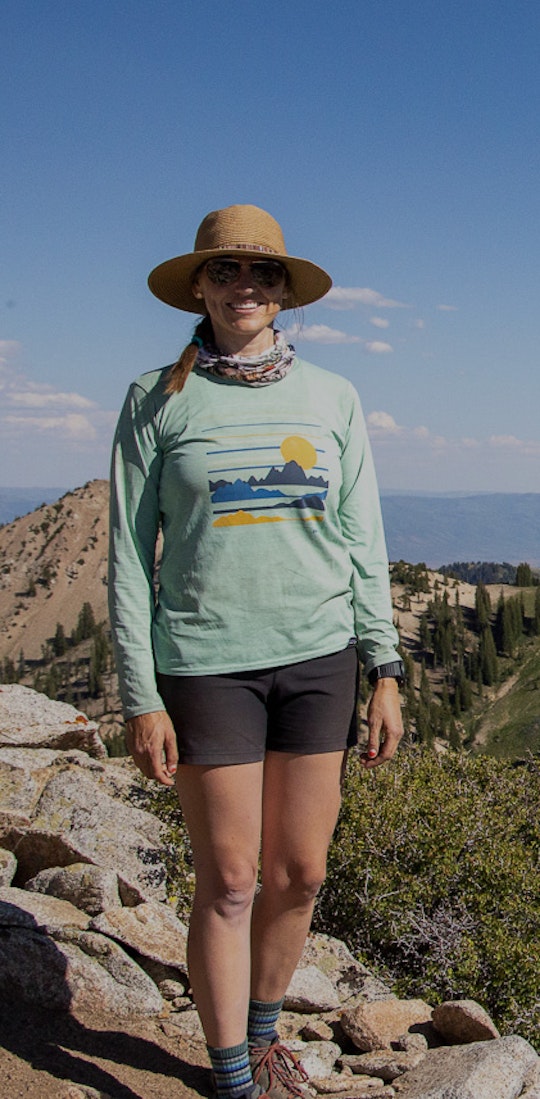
[209,1075,270,1099]
[249,1039,310,1099]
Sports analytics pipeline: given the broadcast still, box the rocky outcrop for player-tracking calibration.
[340,998,436,1051]
[0,685,167,901]
[0,682,107,757]
[0,684,538,1099]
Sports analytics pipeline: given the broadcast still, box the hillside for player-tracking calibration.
[0,481,109,661]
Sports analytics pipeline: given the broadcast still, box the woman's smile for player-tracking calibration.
[193,267,285,354]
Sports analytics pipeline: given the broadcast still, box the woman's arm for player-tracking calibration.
[338,387,403,764]
[108,380,166,719]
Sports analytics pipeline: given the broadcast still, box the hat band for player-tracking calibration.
[213,242,279,254]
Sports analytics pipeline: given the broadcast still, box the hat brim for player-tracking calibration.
[148,248,332,313]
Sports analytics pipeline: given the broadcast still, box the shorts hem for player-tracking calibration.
[177,738,357,767]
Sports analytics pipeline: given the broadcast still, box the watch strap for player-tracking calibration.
[368,660,405,687]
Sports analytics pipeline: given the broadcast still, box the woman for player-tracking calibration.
[109,204,404,1099]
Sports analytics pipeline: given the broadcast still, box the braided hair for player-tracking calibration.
[165,315,214,394]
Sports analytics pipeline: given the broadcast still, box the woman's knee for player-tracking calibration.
[195,857,259,916]
[266,859,327,904]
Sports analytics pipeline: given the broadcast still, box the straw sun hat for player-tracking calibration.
[148,204,332,314]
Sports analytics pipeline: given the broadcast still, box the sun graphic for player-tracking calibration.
[280,435,317,471]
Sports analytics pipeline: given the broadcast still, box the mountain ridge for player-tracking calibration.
[3,486,540,567]
[381,491,540,567]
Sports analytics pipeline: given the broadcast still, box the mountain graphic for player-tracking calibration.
[211,479,287,504]
[209,456,328,521]
[277,495,326,512]
[249,460,328,490]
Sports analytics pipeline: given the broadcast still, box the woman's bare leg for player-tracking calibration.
[250,750,345,1002]
[175,761,264,1048]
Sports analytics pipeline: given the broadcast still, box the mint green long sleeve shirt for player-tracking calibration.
[108,357,400,718]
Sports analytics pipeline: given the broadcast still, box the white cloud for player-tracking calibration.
[363,410,540,492]
[0,340,118,483]
[364,340,393,354]
[368,415,540,465]
[437,304,458,312]
[412,318,425,329]
[370,316,390,329]
[4,412,98,439]
[286,323,362,345]
[368,411,401,434]
[323,287,409,310]
[488,434,540,455]
[368,410,452,449]
[0,343,101,418]
[489,434,522,448]
[6,390,97,409]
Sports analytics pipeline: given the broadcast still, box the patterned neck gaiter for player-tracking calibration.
[196,331,296,386]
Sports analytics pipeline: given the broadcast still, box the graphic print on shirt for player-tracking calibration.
[206,421,329,527]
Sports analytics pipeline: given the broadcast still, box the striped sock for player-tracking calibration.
[207,1039,254,1099]
[247,997,284,1045]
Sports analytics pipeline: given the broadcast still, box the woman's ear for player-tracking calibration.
[191,274,204,300]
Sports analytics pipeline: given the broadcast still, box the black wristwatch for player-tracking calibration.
[368,660,405,688]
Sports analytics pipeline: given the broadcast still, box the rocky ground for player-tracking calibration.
[0,1001,210,1099]
[0,916,211,1099]
[2,687,540,1099]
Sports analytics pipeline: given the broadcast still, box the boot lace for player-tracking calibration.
[250,1041,309,1099]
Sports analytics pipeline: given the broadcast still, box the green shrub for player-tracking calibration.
[143,746,540,1049]
[140,783,195,921]
[314,747,540,1049]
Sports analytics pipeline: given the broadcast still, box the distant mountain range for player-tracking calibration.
[1,485,539,569]
[0,487,69,526]
[381,492,540,568]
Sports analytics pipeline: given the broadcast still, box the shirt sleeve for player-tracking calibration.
[108,381,165,718]
[338,387,400,673]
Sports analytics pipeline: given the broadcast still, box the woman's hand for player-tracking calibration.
[125,710,179,786]
[361,678,404,769]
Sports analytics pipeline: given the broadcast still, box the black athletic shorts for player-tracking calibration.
[156,645,359,766]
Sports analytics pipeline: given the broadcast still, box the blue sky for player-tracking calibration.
[2,0,540,492]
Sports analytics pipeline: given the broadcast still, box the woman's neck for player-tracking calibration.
[211,325,276,358]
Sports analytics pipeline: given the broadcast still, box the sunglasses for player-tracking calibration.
[204,257,287,289]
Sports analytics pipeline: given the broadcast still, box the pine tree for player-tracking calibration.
[475,583,492,631]
[419,613,431,654]
[533,586,540,636]
[494,593,518,657]
[87,625,111,698]
[0,657,17,683]
[515,562,533,587]
[75,602,96,643]
[43,665,60,700]
[52,622,68,657]
[479,626,498,686]
[419,661,432,708]
[448,718,461,751]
